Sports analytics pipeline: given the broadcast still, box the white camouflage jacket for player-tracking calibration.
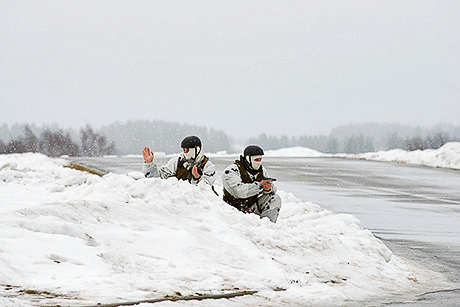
[221,162,276,199]
[143,153,216,185]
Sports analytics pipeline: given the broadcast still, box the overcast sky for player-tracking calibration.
[1,1,459,138]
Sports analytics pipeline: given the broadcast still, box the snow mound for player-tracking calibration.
[336,142,460,170]
[262,142,460,170]
[0,153,441,306]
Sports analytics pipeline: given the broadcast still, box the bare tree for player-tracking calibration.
[3,139,27,153]
[39,129,80,157]
[406,136,426,151]
[80,125,115,157]
[24,125,39,152]
[431,132,448,149]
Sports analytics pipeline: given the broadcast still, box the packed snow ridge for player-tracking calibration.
[260,142,460,171]
[0,150,453,306]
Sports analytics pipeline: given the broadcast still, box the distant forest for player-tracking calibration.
[0,124,115,157]
[249,123,460,154]
[0,120,231,156]
[99,120,232,155]
[1,121,459,156]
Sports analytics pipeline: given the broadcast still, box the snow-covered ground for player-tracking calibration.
[1,144,459,306]
[261,142,460,171]
[332,142,460,171]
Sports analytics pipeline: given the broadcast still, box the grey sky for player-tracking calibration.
[1,1,459,138]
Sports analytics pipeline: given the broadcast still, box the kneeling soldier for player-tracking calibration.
[222,145,281,223]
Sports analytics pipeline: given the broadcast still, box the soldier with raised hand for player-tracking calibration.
[222,145,282,223]
[142,135,216,186]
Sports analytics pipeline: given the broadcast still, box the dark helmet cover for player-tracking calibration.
[181,136,201,149]
[243,145,264,157]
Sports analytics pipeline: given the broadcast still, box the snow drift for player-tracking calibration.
[337,142,460,170]
[261,142,460,171]
[0,153,448,306]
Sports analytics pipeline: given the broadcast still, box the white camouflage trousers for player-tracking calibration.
[247,193,282,223]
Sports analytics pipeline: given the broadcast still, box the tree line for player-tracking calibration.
[0,120,232,157]
[99,120,232,155]
[0,125,115,157]
[1,121,458,157]
[248,131,454,154]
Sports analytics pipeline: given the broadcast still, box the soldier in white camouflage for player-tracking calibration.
[222,145,281,223]
[142,136,216,186]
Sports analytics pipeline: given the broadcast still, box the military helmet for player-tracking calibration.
[181,136,201,149]
[181,136,202,161]
[243,145,264,170]
[243,145,264,157]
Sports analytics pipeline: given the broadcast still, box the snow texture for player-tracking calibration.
[1,146,456,306]
[259,142,460,171]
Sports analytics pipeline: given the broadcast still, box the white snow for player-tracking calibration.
[263,142,460,171]
[0,149,456,306]
[335,142,460,170]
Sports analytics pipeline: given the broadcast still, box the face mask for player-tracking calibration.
[247,155,262,170]
[183,148,196,160]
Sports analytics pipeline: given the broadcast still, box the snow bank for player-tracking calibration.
[256,142,460,170]
[0,153,445,306]
[337,142,460,170]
